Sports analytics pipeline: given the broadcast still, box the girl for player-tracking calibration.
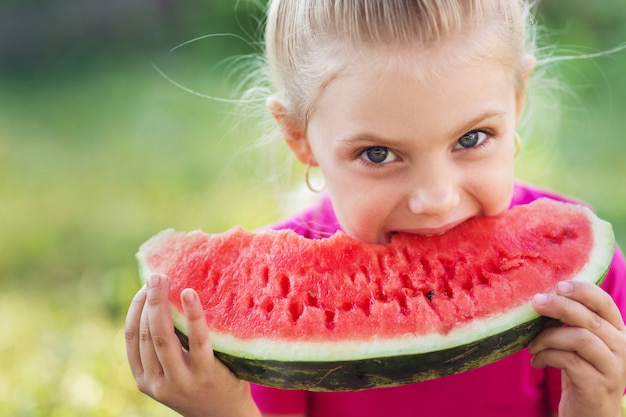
[125,1,626,416]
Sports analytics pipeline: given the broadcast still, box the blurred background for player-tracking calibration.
[0,0,624,415]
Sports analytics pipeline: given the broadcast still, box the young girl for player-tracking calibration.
[125,1,626,416]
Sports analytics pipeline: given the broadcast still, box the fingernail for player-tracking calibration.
[533,293,550,305]
[147,274,162,288]
[181,288,196,305]
[557,281,572,294]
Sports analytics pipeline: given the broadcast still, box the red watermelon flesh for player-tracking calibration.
[138,198,612,347]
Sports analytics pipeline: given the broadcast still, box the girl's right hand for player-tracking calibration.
[125,274,261,417]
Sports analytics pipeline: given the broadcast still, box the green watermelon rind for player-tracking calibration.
[213,314,559,391]
[137,202,614,391]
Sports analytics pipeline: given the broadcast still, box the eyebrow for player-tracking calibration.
[337,110,508,147]
[338,133,402,148]
[449,110,507,139]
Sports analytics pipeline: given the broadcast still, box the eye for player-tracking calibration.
[454,130,489,150]
[360,146,398,164]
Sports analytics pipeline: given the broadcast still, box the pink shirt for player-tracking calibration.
[251,183,626,417]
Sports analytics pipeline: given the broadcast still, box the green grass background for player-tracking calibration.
[0,1,625,416]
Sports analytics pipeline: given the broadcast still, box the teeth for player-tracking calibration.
[393,231,447,238]
[421,231,447,237]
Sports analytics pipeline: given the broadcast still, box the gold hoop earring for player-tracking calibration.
[514,133,522,158]
[304,162,325,193]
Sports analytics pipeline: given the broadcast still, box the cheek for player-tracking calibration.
[326,188,391,243]
[473,162,515,215]
[489,183,515,214]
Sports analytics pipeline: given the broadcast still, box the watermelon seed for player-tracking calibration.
[426,290,435,301]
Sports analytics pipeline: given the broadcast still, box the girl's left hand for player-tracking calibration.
[530,280,626,417]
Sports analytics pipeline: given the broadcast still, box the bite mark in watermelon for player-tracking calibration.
[136,198,615,391]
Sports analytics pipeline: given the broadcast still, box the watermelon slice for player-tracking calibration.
[136,198,615,391]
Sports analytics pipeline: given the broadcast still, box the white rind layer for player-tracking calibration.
[138,203,615,362]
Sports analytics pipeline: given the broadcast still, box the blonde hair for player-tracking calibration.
[264,0,535,126]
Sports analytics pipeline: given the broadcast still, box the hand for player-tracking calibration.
[125,274,261,417]
[530,280,626,417]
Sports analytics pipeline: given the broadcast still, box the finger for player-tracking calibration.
[139,278,164,380]
[555,281,625,331]
[181,288,215,372]
[532,291,601,331]
[125,287,147,379]
[145,273,186,378]
[531,347,598,382]
[529,325,615,376]
[532,283,623,350]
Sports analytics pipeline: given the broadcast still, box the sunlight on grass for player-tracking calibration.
[0,292,180,417]
[0,56,286,416]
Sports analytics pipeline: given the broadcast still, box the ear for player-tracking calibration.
[267,96,316,165]
[515,54,537,125]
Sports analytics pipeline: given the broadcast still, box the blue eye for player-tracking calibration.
[455,131,488,150]
[361,147,397,164]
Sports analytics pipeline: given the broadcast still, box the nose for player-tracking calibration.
[407,165,460,216]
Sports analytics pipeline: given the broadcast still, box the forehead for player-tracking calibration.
[307,41,517,140]
[308,26,518,117]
